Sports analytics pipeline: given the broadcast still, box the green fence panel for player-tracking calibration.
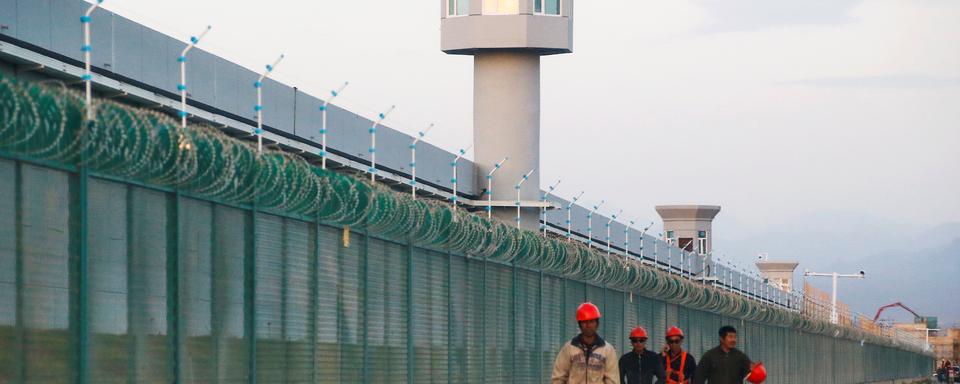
[21,164,74,384]
[316,225,341,383]
[484,262,512,384]
[212,205,250,383]
[411,247,446,384]
[254,213,284,383]
[515,269,539,384]
[87,178,129,383]
[0,160,16,382]
[446,254,465,383]
[338,229,364,383]
[131,187,175,383]
[465,258,485,383]
[540,274,564,382]
[179,198,214,382]
[368,238,408,383]
[0,73,936,384]
[563,280,584,342]
[607,289,625,355]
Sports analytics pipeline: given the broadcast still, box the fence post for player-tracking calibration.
[448,250,454,384]
[14,162,24,383]
[246,204,258,384]
[481,255,487,384]
[126,186,138,383]
[361,227,370,383]
[165,191,182,384]
[78,159,90,384]
[536,271,543,383]
[511,260,518,383]
[312,216,320,383]
[280,220,289,382]
[406,239,414,384]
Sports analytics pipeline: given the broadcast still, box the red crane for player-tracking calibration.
[873,302,923,323]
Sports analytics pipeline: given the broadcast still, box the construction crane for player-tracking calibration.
[873,302,923,323]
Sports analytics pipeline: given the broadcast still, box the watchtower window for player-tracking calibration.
[448,0,470,16]
[534,0,561,15]
[483,0,519,15]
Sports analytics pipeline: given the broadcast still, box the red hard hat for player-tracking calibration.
[666,326,685,339]
[576,302,601,322]
[629,327,648,339]
[746,362,767,383]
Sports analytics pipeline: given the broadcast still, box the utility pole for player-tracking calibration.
[804,269,866,324]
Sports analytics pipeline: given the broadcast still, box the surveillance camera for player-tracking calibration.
[859,270,866,277]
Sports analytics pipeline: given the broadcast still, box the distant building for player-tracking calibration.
[892,323,955,356]
[931,328,960,362]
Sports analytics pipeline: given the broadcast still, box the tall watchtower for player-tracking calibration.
[655,205,721,255]
[441,0,573,227]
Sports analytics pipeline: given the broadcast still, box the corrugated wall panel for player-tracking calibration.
[111,15,143,81]
[293,90,322,140]
[0,0,17,39]
[604,289,624,355]
[213,59,241,119]
[21,164,73,383]
[622,292,639,356]
[338,229,363,383]
[87,179,129,383]
[368,238,408,383]
[138,26,170,94]
[515,269,540,383]
[130,187,173,383]
[254,213,286,383]
[563,279,585,340]
[412,247,447,384]
[315,225,341,383]
[484,263,512,384]
[261,77,295,134]
[283,218,314,381]
[448,254,468,383]
[464,258,485,383]
[186,49,218,108]
[541,274,565,381]
[0,160,14,383]
[212,205,248,383]
[15,0,52,51]
[179,198,214,382]
[0,157,936,384]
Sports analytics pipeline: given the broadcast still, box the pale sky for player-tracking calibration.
[99,0,960,319]
[101,0,959,227]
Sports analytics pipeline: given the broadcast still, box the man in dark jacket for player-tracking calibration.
[620,327,666,384]
[693,325,755,384]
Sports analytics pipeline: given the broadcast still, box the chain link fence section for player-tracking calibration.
[0,73,933,383]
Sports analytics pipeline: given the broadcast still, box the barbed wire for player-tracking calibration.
[0,73,927,353]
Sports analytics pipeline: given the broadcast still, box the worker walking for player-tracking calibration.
[552,302,621,384]
[661,326,696,384]
[619,326,666,384]
[693,325,766,384]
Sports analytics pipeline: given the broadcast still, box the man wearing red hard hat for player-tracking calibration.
[693,325,766,384]
[618,326,666,384]
[552,302,621,384]
[660,326,697,384]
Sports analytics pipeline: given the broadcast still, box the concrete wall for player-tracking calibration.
[0,0,477,196]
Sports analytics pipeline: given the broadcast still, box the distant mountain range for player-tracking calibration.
[711,212,959,326]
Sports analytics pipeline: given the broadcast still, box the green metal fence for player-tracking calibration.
[0,73,933,383]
